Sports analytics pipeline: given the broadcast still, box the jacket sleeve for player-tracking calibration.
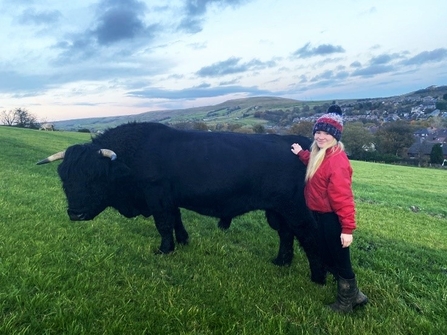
[297,150,310,165]
[327,155,356,234]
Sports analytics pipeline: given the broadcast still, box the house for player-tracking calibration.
[407,128,447,160]
[413,128,430,139]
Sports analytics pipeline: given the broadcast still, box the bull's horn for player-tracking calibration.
[99,149,117,161]
[36,151,65,165]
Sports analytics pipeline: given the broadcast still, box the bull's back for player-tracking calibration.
[164,131,301,182]
[153,131,306,215]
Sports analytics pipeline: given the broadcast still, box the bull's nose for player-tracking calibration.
[67,210,87,221]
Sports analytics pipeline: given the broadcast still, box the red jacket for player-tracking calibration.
[297,147,356,234]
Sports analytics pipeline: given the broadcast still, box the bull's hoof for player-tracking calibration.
[217,218,231,230]
[311,272,327,285]
[155,246,175,255]
[326,267,339,282]
[154,249,173,255]
[272,257,292,267]
[175,231,189,245]
[176,238,189,245]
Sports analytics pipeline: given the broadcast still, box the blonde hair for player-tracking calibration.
[305,139,345,182]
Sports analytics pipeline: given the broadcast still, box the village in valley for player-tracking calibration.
[299,89,447,166]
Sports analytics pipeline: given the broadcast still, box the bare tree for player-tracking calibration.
[13,108,39,128]
[0,110,16,126]
[15,108,30,127]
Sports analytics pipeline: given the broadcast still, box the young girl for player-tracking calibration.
[291,105,368,313]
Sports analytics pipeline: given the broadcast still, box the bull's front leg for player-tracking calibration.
[173,207,189,245]
[152,210,176,254]
[144,184,184,253]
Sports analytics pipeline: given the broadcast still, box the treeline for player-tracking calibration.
[3,106,445,166]
[0,108,40,129]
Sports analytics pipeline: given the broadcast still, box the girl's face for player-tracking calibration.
[314,130,335,149]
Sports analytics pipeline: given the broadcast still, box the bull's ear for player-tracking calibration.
[110,161,132,180]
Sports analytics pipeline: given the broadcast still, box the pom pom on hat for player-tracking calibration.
[313,104,344,141]
[327,104,342,116]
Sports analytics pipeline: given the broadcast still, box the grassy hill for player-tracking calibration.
[52,96,323,131]
[51,85,447,132]
[1,126,446,334]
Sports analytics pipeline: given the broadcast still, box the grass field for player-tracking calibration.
[0,126,446,334]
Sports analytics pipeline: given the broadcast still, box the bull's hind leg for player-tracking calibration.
[217,217,232,230]
[173,207,189,245]
[265,210,294,266]
[291,215,327,285]
[268,209,326,284]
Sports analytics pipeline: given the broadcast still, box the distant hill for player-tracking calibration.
[52,96,314,131]
[52,86,447,132]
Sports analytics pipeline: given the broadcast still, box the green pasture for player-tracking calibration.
[0,126,446,334]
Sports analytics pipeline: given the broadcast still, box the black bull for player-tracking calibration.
[37,122,326,284]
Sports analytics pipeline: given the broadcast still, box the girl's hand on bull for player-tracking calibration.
[291,143,302,155]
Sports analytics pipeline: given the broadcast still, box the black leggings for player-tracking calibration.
[313,212,355,279]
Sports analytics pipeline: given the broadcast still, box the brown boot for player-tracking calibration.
[329,276,368,313]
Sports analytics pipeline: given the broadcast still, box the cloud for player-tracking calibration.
[0,70,47,96]
[292,42,346,58]
[127,84,272,100]
[177,17,203,34]
[335,71,349,80]
[178,0,251,33]
[348,48,447,80]
[91,0,152,45]
[92,1,149,45]
[93,9,146,45]
[298,75,307,83]
[50,0,163,65]
[349,52,413,78]
[17,8,62,25]
[310,70,334,82]
[196,57,276,77]
[52,35,98,63]
[369,53,402,65]
[351,64,395,77]
[310,48,447,83]
[400,48,447,66]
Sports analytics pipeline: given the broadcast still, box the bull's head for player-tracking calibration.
[37,145,132,221]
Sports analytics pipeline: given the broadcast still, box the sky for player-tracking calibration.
[1,0,446,122]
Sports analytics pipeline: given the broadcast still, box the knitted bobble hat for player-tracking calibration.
[312,105,344,141]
